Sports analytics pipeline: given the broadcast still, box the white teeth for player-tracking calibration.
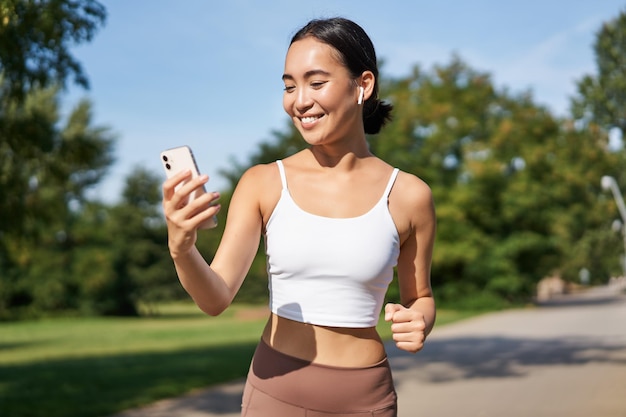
[301,116,319,123]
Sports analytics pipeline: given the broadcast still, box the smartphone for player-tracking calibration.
[160,145,218,229]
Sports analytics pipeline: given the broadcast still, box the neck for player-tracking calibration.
[307,135,372,168]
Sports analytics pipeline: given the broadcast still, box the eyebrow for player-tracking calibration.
[282,69,331,81]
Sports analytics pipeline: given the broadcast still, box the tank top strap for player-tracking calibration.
[383,168,400,199]
[276,160,288,190]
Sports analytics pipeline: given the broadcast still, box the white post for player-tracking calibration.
[602,176,626,277]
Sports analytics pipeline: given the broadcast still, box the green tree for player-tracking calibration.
[373,57,621,307]
[571,9,626,276]
[0,0,106,99]
[79,168,175,316]
[0,0,107,236]
[219,55,620,308]
[0,0,108,318]
[0,88,115,318]
[572,9,626,135]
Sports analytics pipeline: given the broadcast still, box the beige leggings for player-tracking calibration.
[241,339,397,416]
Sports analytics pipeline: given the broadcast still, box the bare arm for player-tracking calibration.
[385,172,436,352]
[162,166,267,316]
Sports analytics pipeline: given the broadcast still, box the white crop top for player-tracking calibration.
[265,160,400,328]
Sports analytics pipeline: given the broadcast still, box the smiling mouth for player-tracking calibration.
[300,115,322,124]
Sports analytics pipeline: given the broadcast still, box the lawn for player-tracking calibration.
[0,303,479,417]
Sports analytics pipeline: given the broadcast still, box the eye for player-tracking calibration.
[310,81,327,89]
[283,85,295,93]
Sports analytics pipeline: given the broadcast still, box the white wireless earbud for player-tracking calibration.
[357,86,364,105]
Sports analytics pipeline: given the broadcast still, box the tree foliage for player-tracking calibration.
[2,5,625,319]
[572,9,626,135]
[0,0,106,100]
[571,8,626,278]
[221,54,623,309]
[0,88,117,318]
[81,167,179,316]
[0,0,109,240]
[371,57,620,307]
[0,0,114,318]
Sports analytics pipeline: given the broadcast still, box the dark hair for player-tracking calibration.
[290,17,393,134]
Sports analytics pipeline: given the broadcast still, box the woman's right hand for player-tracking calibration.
[162,170,222,257]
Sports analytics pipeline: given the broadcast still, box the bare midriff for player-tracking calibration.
[261,313,387,367]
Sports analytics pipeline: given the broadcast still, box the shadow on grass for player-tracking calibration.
[0,342,257,417]
[0,340,47,351]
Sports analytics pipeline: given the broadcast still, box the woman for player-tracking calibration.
[162,17,436,417]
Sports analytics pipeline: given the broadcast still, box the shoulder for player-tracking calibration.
[393,171,434,209]
[389,170,435,240]
[234,162,282,222]
[239,162,279,182]
[234,162,282,192]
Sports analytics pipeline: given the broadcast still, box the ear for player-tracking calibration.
[358,71,376,102]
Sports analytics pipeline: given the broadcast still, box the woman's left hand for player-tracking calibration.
[384,303,427,353]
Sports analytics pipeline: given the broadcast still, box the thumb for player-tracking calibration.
[384,303,402,322]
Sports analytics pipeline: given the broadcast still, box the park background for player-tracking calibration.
[1,1,626,416]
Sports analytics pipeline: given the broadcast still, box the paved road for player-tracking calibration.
[111,283,626,417]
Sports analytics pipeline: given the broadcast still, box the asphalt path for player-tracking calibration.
[111,283,626,417]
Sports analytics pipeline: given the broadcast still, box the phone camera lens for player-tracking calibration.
[162,155,168,162]
[165,163,171,170]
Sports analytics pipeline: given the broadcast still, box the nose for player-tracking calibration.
[295,87,313,113]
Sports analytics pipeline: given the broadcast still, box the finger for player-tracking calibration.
[162,170,192,200]
[392,329,426,351]
[175,174,210,201]
[208,191,221,206]
[394,340,425,353]
[194,204,221,228]
[386,303,411,322]
[391,309,419,324]
[384,303,403,321]
[185,192,221,221]
[391,319,426,335]
[168,175,210,213]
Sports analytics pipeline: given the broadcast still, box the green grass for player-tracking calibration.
[0,303,481,417]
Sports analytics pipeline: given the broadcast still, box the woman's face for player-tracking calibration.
[282,37,363,147]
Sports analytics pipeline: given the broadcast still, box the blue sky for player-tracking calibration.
[62,0,626,202]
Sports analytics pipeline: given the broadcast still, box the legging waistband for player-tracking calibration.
[246,338,397,413]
